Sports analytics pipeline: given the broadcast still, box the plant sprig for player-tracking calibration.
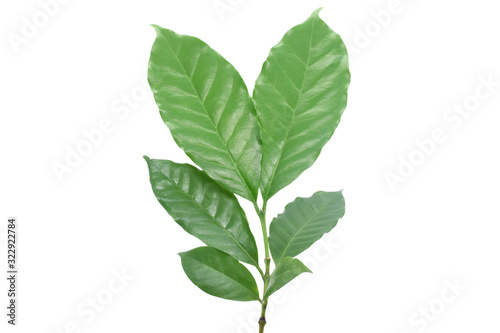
[144,8,350,332]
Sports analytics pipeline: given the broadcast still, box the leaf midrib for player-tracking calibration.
[156,31,256,202]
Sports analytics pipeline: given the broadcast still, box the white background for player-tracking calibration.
[1,0,500,332]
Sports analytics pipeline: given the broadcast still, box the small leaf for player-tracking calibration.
[269,191,345,264]
[179,247,260,302]
[148,25,261,202]
[254,9,350,200]
[145,157,259,267]
[265,257,311,298]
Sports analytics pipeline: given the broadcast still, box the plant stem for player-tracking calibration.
[259,298,268,333]
[257,201,270,267]
[255,200,270,333]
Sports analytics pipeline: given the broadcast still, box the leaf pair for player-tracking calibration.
[147,8,349,203]
[144,8,350,306]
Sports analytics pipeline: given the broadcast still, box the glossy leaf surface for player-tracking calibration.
[254,9,350,200]
[265,257,311,298]
[269,191,345,263]
[145,157,259,266]
[179,247,260,302]
[148,25,261,202]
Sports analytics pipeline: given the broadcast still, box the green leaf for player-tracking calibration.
[145,157,259,267]
[148,25,261,202]
[254,8,350,200]
[179,247,260,302]
[269,191,345,264]
[265,257,311,298]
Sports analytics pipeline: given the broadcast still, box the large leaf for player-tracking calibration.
[179,247,260,302]
[253,9,350,200]
[265,257,311,298]
[269,191,345,264]
[148,25,261,202]
[145,157,259,266]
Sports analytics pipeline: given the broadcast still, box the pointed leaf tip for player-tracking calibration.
[311,7,323,18]
[150,24,161,32]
